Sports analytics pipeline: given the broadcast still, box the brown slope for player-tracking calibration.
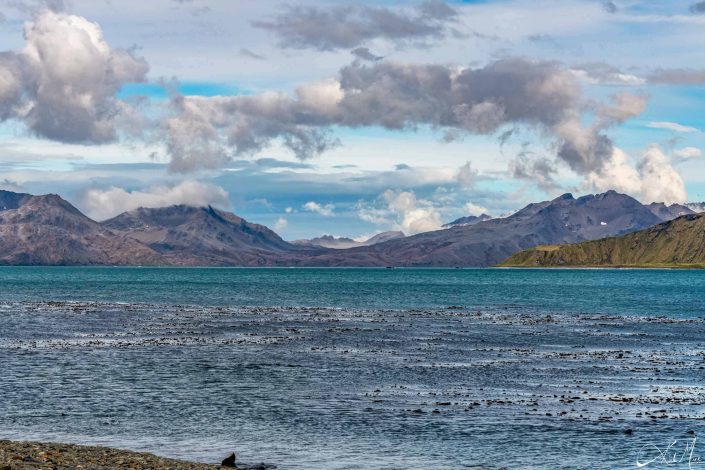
[102,205,324,266]
[0,190,163,265]
[500,213,705,268]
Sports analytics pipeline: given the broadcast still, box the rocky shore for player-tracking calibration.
[0,441,229,469]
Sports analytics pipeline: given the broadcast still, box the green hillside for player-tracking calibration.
[499,213,705,268]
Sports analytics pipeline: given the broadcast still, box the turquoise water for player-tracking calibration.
[1,268,704,469]
[0,267,703,316]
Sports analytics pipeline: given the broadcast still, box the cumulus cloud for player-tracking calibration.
[586,146,687,204]
[252,1,458,51]
[164,81,342,171]
[382,190,442,234]
[637,147,688,203]
[164,57,645,183]
[358,190,442,235]
[0,10,148,143]
[337,59,645,178]
[302,201,335,216]
[81,180,229,220]
[646,121,699,133]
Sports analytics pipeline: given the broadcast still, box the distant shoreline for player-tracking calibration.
[497,264,705,269]
[0,264,703,270]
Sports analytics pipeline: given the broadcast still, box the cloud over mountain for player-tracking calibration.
[586,146,687,204]
[81,180,229,221]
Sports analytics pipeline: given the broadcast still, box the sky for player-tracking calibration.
[1,0,705,239]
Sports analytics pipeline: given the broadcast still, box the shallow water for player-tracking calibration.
[1,268,704,469]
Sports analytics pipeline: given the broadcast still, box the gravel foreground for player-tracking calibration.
[0,441,229,469]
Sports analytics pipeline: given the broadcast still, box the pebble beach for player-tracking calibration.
[0,441,223,470]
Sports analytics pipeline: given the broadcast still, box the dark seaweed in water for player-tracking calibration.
[1,296,705,469]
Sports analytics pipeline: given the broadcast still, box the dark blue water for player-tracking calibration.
[1,268,704,469]
[0,267,703,316]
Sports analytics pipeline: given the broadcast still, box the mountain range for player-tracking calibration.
[0,189,698,266]
[501,213,705,268]
[297,190,695,267]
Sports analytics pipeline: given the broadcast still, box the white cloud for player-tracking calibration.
[0,10,148,143]
[464,201,488,216]
[638,146,688,204]
[570,67,645,86]
[585,145,686,204]
[384,190,443,234]
[296,78,344,118]
[646,121,700,133]
[357,190,442,235]
[673,147,703,161]
[302,201,335,216]
[81,180,229,221]
[274,217,288,232]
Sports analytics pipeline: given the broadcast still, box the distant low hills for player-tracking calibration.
[646,202,694,220]
[0,189,699,266]
[292,231,405,249]
[500,213,705,268]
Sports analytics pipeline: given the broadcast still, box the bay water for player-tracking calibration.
[1,267,704,468]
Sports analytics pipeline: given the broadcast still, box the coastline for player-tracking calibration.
[498,263,705,269]
[0,440,226,469]
[492,263,705,271]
